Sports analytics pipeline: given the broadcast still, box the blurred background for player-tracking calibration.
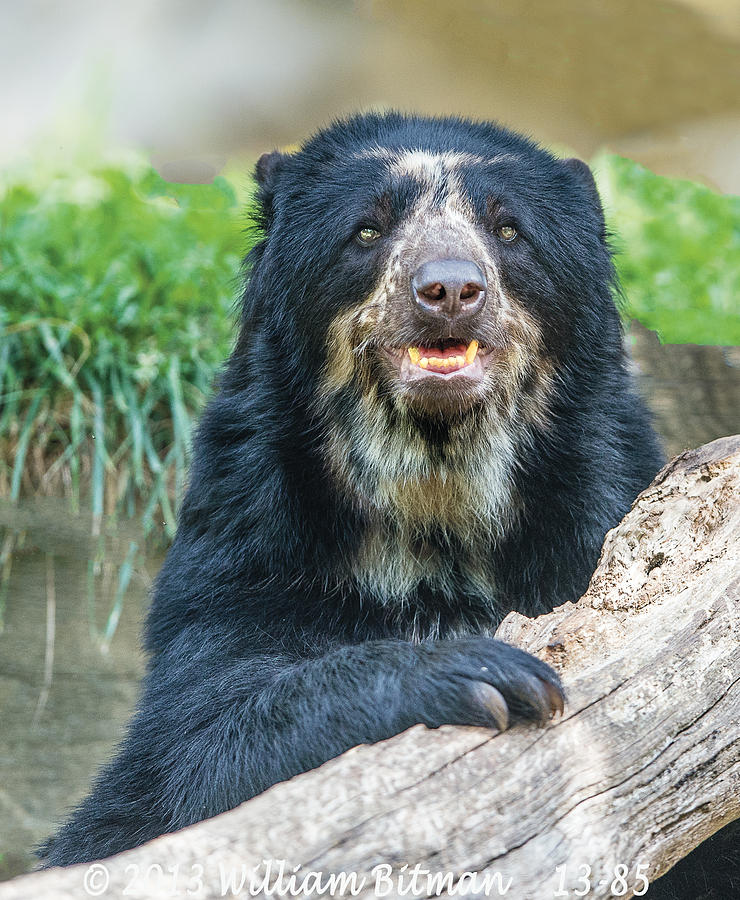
[3,0,740,191]
[0,0,738,879]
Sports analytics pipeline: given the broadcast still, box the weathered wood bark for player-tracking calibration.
[2,436,738,900]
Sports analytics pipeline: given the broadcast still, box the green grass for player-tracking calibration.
[0,147,737,640]
[596,154,740,345]
[0,158,248,528]
[0,154,250,638]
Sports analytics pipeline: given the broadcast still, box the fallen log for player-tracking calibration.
[2,436,738,900]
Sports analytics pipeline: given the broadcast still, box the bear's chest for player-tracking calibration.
[350,519,501,613]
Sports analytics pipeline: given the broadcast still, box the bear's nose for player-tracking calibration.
[411,259,487,321]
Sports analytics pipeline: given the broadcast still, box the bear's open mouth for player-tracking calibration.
[407,339,479,374]
[383,339,488,382]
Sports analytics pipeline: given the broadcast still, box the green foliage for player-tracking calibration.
[0,157,249,540]
[595,154,740,345]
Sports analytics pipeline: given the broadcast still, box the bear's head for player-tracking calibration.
[246,112,614,416]
[239,113,621,546]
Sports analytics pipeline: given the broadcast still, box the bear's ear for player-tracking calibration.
[255,151,288,190]
[562,157,605,226]
[253,151,290,231]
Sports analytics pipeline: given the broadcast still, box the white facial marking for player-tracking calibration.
[362,157,503,326]
[354,147,520,176]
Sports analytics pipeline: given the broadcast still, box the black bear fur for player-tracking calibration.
[40,113,732,897]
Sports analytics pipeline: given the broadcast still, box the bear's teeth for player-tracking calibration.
[465,340,479,364]
[407,341,478,369]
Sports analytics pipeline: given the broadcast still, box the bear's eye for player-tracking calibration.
[356,226,382,246]
[496,224,518,243]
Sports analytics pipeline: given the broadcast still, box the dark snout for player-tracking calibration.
[412,259,486,322]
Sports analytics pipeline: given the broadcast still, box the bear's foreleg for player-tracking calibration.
[41,632,562,866]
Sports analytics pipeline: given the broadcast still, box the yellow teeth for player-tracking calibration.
[407,341,479,370]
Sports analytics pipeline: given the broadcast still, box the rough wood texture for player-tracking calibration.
[3,436,738,900]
